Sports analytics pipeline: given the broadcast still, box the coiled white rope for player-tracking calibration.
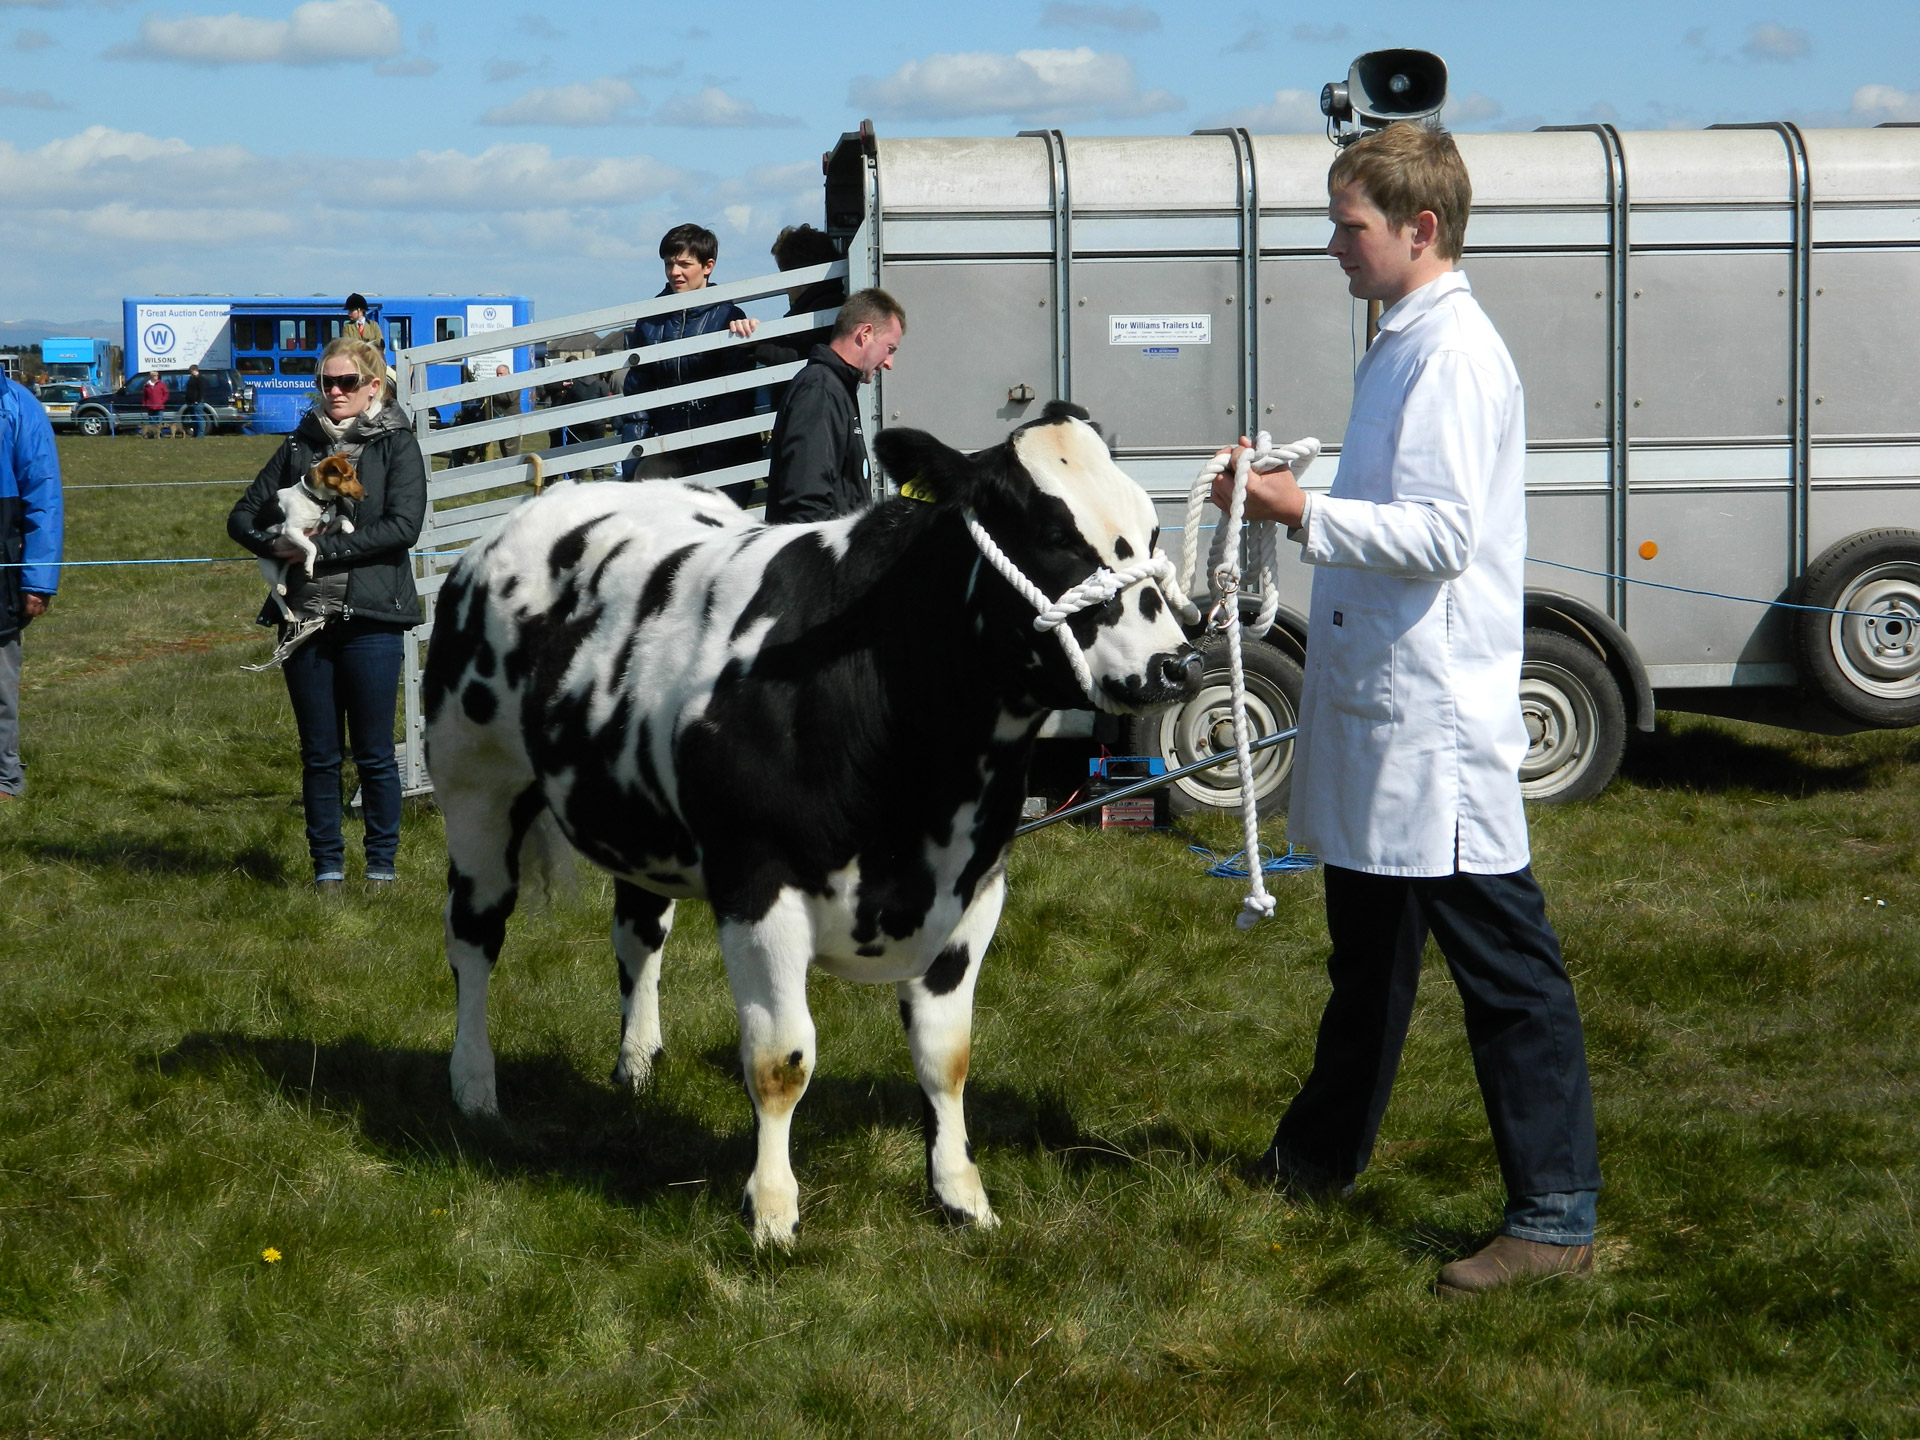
[965,426,1317,929]
[964,512,1201,713]
[1180,431,1321,930]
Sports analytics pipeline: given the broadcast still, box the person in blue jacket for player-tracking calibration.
[0,374,63,799]
[619,223,760,501]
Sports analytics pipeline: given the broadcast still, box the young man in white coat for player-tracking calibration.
[1216,122,1601,1296]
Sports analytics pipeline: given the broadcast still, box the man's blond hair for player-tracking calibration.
[1328,122,1471,262]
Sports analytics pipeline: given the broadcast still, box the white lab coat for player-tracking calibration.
[1287,270,1531,877]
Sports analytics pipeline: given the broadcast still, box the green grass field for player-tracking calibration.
[0,434,1916,1438]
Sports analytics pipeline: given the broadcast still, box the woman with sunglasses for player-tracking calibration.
[228,336,426,893]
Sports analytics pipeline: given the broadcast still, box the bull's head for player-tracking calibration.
[875,402,1202,714]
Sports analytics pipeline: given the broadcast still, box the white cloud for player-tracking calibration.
[1223,28,1264,54]
[1446,92,1503,123]
[110,0,402,66]
[850,46,1180,123]
[1852,84,1920,123]
[480,78,640,127]
[1214,88,1323,132]
[1741,22,1810,62]
[1039,3,1159,34]
[355,144,685,210]
[0,85,63,107]
[373,54,436,76]
[654,86,799,128]
[485,57,534,83]
[15,26,53,48]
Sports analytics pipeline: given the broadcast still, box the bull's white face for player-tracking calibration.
[1009,417,1199,712]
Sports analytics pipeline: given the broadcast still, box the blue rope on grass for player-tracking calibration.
[1189,842,1318,880]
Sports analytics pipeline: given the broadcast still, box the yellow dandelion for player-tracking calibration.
[431,1208,447,1217]
[261,1247,282,1264]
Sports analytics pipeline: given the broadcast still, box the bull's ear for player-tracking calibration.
[874,427,980,508]
[1037,399,1090,425]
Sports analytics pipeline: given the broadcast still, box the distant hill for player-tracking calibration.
[0,319,119,348]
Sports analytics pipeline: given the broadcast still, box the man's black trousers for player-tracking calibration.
[1272,864,1601,1199]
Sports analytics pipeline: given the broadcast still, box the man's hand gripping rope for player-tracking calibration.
[1182,431,1321,929]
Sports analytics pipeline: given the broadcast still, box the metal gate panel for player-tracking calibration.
[1254,257,1358,447]
[878,260,1055,449]
[1623,482,1792,676]
[1809,249,1920,438]
[1464,255,1611,443]
[1627,251,1792,440]
[1523,490,1612,615]
[1069,259,1241,448]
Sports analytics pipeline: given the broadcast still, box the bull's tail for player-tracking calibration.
[516,803,577,909]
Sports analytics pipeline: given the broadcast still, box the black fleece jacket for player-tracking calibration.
[227,402,426,628]
[764,343,870,524]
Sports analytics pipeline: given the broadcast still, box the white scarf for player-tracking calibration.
[307,393,384,459]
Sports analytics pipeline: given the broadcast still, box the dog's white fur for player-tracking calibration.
[259,477,357,621]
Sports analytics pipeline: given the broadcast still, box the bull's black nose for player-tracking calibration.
[1164,649,1203,694]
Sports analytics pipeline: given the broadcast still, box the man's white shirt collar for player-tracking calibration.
[1375,269,1471,335]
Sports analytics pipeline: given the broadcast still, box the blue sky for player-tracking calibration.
[2,0,1916,325]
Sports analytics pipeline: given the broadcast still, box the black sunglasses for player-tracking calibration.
[320,372,370,393]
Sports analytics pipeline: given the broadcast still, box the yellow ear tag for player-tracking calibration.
[899,478,936,503]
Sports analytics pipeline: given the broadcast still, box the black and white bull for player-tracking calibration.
[422,402,1202,1245]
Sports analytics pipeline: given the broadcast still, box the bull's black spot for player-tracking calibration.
[857,943,885,957]
[922,943,970,996]
[635,543,698,623]
[1138,585,1163,622]
[694,513,724,528]
[1114,536,1133,560]
[475,639,497,678]
[548,517,606,578]
[615,957,635,996]
[461,681,497,724]
[587,536,634,595]
[787,1049,802,1067]
[421,574,488,724]
[899,999,912,1030]
[615,879,672,952]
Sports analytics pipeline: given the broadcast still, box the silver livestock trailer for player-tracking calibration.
[823,118,1920,808]
[394,119,1920,812]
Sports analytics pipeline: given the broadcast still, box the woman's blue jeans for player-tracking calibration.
[281,620,405,880]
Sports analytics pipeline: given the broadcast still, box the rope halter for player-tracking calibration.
[1178,431,1321,930]
[963,511,1200,714]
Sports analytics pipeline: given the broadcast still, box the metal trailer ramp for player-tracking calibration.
[389,258,853,795]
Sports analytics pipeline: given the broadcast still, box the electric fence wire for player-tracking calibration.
[1185,840,1319,880]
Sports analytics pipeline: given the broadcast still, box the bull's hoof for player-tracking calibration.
[932,1192,999,1229]
[741,1185,800,1249]
[449,1064,499,1119]
[610,1046,661,1095]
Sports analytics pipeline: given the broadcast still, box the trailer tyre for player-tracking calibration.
[74,410,109,438]
[1794,529,1920,728]
[1120,635,1301,817]
[1520,628,1626,804]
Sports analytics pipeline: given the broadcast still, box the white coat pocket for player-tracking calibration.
[1325,599,1396,723]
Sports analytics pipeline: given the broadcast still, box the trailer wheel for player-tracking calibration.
[74,410,109,438]
[1520,628,1626,804]
[1120,635,1301,817]
[1794,530,1920,727]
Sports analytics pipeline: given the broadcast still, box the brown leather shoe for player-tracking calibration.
[1436,1234,1593,1297]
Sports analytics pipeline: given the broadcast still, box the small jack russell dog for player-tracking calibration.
[259,454,365,622]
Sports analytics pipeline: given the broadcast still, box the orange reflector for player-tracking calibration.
[1638,541,1659,560]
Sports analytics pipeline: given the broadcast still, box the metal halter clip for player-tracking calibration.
[1205,599,1234,632]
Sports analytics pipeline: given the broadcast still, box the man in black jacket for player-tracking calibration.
[764,288,904,525]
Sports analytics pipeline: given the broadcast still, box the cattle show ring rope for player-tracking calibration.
[965,429,1321,931]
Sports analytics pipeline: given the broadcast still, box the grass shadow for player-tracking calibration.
[153,1032,1245,1211]
[1620,721,1875,797]
[25,839,286,881]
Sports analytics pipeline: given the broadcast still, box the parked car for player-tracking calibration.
[34,381,97,432]
[71,369,255,436]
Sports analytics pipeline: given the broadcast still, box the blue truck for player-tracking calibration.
[39,337,116,389]
[122,295,534,433]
